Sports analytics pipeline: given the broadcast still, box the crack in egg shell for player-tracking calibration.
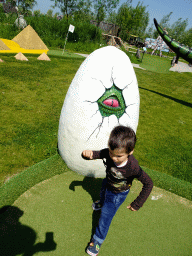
[78,77,106,102]
[58,46,140,178]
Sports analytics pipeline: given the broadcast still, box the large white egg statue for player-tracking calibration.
[58,46,140,178]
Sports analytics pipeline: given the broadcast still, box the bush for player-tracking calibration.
[0,4,6,23]
[67,21,102,43]
[0,13,103,48]
[0,23,19,39]
[118,29,130,42]
[25,15,103,48]
[0,12,25,39]
[65,41,106,53]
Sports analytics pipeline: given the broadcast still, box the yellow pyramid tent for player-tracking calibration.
[15,52,28,61]
[0,39,11,50]
[0,39,22,52]
[37,52,51,61]
[0,25,49,54]
[12,25,49,51]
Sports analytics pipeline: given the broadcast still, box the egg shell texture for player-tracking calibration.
[58,46,140,177]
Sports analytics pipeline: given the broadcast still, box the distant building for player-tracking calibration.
[90,20,120,37]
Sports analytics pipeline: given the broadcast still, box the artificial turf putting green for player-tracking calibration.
[5,170,191,256]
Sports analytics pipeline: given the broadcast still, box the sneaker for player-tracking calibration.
[92,200,102,211]
[86,239,101,256]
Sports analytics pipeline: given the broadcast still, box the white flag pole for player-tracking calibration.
[62,24,75,55]
[62,31,69,55]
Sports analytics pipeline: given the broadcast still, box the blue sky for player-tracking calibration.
[33,0,192,30]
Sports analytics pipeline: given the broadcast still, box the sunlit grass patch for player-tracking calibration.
[0,54,84,184]
[0,50,192,187]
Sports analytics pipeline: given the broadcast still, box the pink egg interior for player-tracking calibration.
[103,99,119,107]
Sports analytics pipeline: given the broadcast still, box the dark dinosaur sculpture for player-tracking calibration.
[154,18,192,64]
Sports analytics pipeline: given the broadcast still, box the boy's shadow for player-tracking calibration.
[69,176,103,239]
[0,205,57,256]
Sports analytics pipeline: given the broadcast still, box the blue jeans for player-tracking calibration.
[93,178,129,244]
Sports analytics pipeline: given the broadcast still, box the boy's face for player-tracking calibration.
[109,147,132,166]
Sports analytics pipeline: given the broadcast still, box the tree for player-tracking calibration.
[153,12,172,38]
[96,4,105,24]
[2,1,17,13]
[53,12,60,19]
[93,0,120,25]
[33,9,40,16]
[169,18,188,41]
[159,11,172,28]
[183,28,192,47]
[145,24,154,38]
[154,14,189,44]
[130,1,149,36]
[47,9,53,17]
[0,3,6,22]
[116,1,132,38]
[73,0,93,22]
[7,0,37,15]
[116,2,130,24]
[51,0,79,20]
[106,11,118,24]
[116,1,149,41]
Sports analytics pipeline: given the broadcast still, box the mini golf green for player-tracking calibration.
[2,170,191,256]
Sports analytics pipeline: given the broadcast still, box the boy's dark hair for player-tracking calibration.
[108,126,136,154]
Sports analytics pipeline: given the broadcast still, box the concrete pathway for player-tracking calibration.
[75,53,89,58]
[169,61,192,73]
[75,53,146,70]
[132,63,146,70]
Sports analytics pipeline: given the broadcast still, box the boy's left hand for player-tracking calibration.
[127,205,137,211]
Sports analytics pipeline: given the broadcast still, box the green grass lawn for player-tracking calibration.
[135,68,192,182]
[0,50,192,186]
[48,49,86,58]
[0,53,84,185]
[139,54,171,73]
[127,50,188,73]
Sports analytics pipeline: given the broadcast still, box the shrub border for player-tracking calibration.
[0,154,191,208]
[0,154,68,208]
[142,166,192,201]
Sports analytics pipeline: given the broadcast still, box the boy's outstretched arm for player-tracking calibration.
[81,150,103,160]
[82,150,93,160]
[127,205,137,211]
[127,168,153,211]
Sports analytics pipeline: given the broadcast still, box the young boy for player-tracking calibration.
[82,125,153,256]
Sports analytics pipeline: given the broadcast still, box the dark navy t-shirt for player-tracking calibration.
[92,148,153,210]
